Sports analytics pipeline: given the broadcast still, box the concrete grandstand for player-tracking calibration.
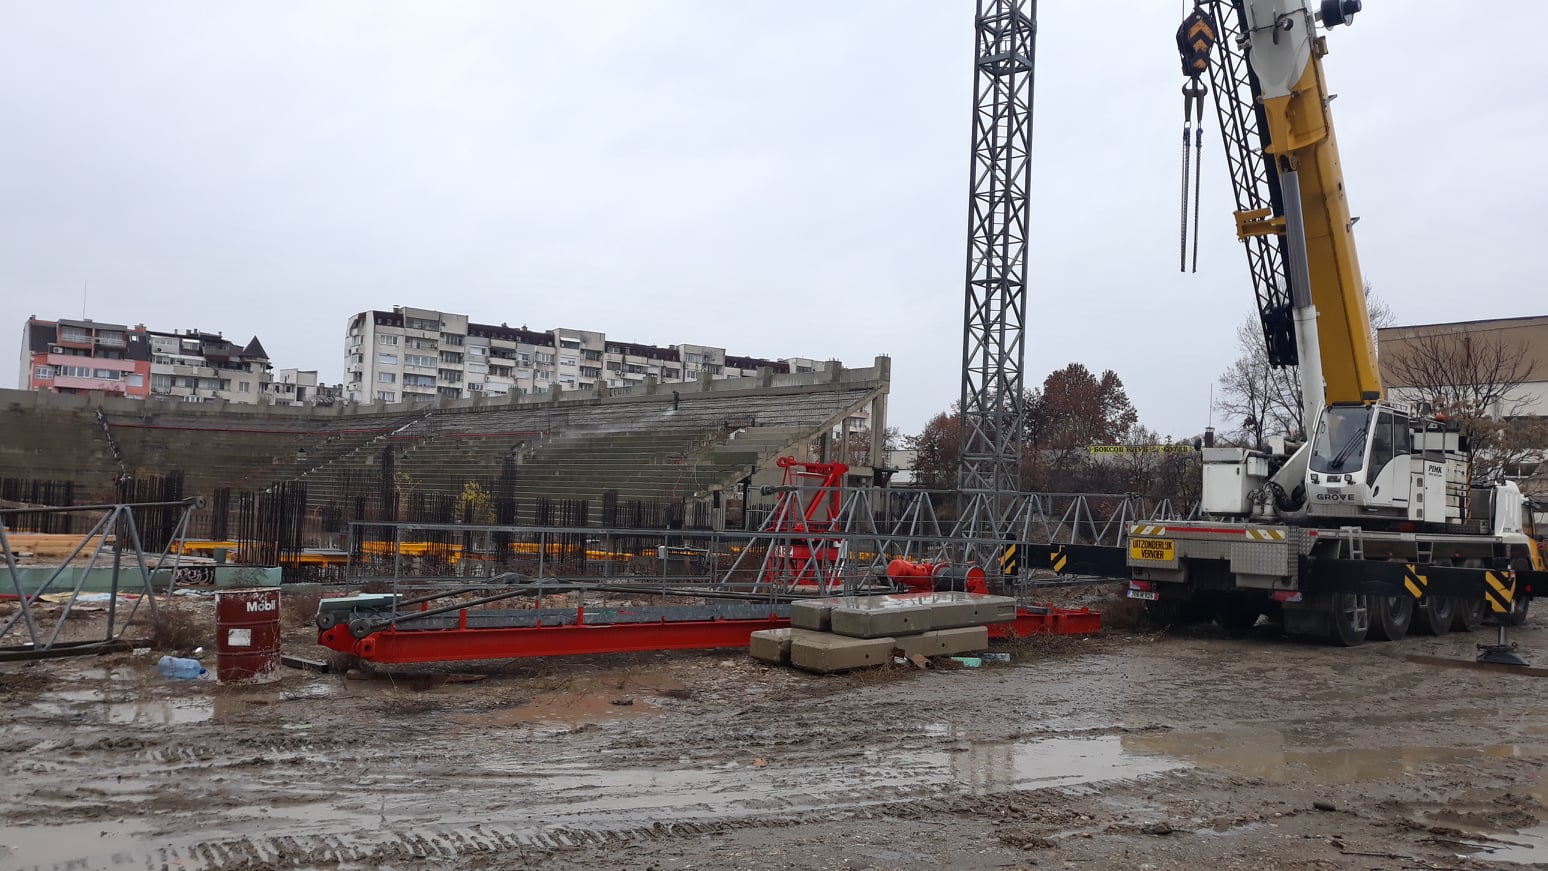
[0,357,890,539]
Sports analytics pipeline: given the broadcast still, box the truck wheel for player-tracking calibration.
[1452,597,1487,632]
[1453,560,1488,631]
[1324,593,1369,647]
[1215,593,1264,635]
[1412,596,1455,636]
[1145,598,1208,628]
[1503,558,1533,626]
[1368,595,1413,642]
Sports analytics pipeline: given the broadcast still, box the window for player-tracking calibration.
[405,354,436,368]
[535,352,554,364]
[152,374,173,388]
[126,373,144,388]
[239,381,251,393]
[405,316,438,331]
[378,334,398,346]
[59,327,89,343]
[34,366,53,379]
[440,333,464,346]
[583,350,602,362]
[58,365,91,378]
[378,372,396,383]
[378,353,398,365]
[560,356,577,367]
[92,369,120,380]
[683,352,702,364]
[468,346,487,356]
[559,339,581,350]
[580,366,601,378]
[439,351,463,364]
[468,382,484,392]
[376,390,396,402]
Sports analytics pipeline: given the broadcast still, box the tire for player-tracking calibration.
[1368,595,1413,642]
[1505,596,1531,627]
[1215,593,1265,635]
[1324,592,1370,647]
[1452,597,1487,632]
[1145,599,1188,628]
[1146,597,1210,629]
[1412,596,1456,636]
[1503,557,1533,627]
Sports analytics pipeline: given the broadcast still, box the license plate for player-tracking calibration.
[1127,589,1159,601]
[1129,537,1175,562]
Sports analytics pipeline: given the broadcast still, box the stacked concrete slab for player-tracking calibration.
[752,591,1016,674]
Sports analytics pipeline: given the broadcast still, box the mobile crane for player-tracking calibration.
[1126,0,1545,648]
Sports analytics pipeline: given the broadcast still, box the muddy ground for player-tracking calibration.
[1,591,1545,871]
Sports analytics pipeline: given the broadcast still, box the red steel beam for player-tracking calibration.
[320,615,789,664]
[318,605,1102,665]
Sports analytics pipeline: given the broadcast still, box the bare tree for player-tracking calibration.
[1214,318,1305,446]
[1215,284,1395,445]
[1382,327,1542,482]
[1382,329,1538,420]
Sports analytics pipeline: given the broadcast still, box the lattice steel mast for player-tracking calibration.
[957,0,1037,543]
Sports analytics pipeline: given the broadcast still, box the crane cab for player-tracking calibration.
[1304,403,1467,526]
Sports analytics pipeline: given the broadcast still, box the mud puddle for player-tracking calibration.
[1474,824,1548,865]
[897,734,1186,794]
[452,692,662,728]
[1124,728,1534,784]
[28,689,215,725]
[0,800,385,870]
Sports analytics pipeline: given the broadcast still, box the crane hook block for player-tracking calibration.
[1176,7,1218,78]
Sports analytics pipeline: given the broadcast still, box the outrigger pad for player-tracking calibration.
[1477,644,1531,668]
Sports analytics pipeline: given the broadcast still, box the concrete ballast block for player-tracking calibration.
[892,626,991,658]
[964,593,1018,624]
[830,598,932,638]
[749,628,793,664]
[749,627,830,665]
[888,591,979,630]
[789,599,838,631]
[790,633,897,674]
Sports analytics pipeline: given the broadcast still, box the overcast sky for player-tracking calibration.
[2,1,1544,440]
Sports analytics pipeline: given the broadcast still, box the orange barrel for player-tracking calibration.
[214,588,282,683]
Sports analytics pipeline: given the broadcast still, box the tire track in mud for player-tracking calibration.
[59,775,1184,871]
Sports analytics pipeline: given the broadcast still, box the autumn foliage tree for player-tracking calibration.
[908,364,1147,495]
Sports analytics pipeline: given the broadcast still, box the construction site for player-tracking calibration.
[3,1,1547,869]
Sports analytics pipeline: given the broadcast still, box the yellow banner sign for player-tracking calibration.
[1087,444,1194,455]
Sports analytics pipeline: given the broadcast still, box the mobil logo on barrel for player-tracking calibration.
[215,588,282,683]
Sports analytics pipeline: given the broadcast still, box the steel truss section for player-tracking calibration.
[1203,0,1297,367]
[958,0,1037,525]
[0,498,202,659]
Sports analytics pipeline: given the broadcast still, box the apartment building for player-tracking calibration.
[268,369,343,407]
[19,318,152,398]
[20,316,277,404]
[344,306,834,405]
